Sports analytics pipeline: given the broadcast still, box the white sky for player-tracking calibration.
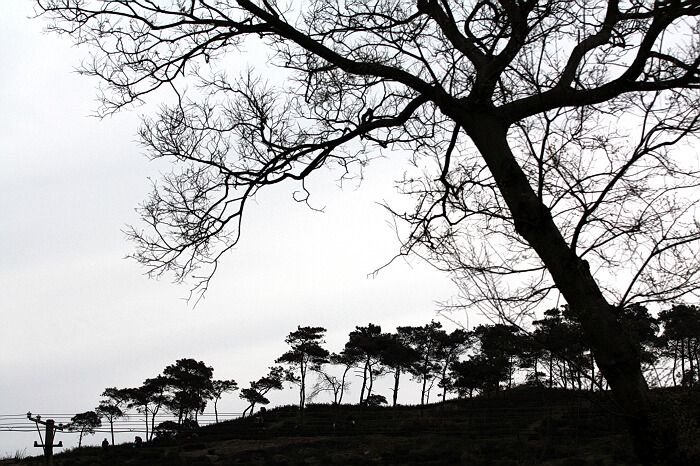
[0,1,460,456]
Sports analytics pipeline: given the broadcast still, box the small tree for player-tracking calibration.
[326,351,357,406]
[96,387,129,446]
[239,366,287,418]
[67,411,101,449]
[153,420,179,441]
[365,394,388,408]
[210,379,238,423]
[308,370,349,407]
[276,326,329,421]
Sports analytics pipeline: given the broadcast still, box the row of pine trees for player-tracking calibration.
[67,303,700,445]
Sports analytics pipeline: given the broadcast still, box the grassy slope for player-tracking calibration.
[8,386,697,465]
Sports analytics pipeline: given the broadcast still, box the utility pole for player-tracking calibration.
[27,412,63,466]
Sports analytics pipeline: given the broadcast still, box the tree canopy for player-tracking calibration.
[67,411,101,449]
[162,358,215,424]
[239,366,288,418]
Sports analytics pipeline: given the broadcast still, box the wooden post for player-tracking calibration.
[28,413,63,466]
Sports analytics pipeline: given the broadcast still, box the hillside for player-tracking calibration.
[6,387,698,465]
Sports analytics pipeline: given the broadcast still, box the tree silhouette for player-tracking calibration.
[451,354,507,397]
[399,321,445,409]
[365,393,388,408]
[658,304,700,387]
[326,351,357,406]
[618,304,659,368]
[211,379,238,423]
[343,324,389,406]
[96,388,129,446]
[128,376,170,442]
[435,328,473,402]
[532,309,571,389]
[239,366,287,418]
[473,324,524,390]
[67,411,101,449]
[37,1,700,459]
[379,332,421,408]
[558,308,594,390]
[311,352,355,407]
[276,326,329,421]
[162,358,214,425]
[123,386,153,443]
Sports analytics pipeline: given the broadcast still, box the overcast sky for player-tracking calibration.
[0,2,460,455]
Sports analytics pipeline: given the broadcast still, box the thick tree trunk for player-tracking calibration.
[457,115,665,462]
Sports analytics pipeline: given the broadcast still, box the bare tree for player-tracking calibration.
[307,370,349,406]
[37,1,700,461]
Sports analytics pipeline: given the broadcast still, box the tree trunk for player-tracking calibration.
[688,339,695,387]
[460,117,663,463]
[338,366,349,406]
[367,365,375,400]
[392,369,401,407]
[694,339,700,385]
[672,344,678,387]
[359,358,370,405]
[299,363,306,421]
[508,355,513,389]
[144,411,149,443]
[150,410,158,442]
[681,338,687,385]
[109,419,115,446]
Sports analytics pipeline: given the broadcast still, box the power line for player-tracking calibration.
[0,412,245,433]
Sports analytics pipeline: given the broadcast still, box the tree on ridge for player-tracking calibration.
[276,326,329,421]
[67,411,101,449]
[96,387,128,446]
[239,366,288,418]
[162,358,215,425]
[211,379,239,423]
[343,323,389,407]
